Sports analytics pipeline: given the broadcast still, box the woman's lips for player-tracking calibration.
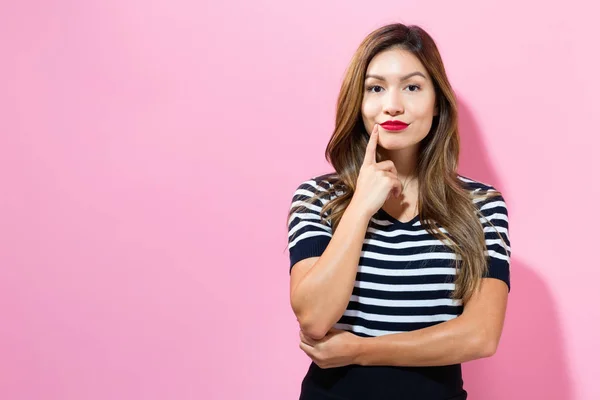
[380,121,409,131]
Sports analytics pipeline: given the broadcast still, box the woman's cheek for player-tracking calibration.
[409,98,433,119]
[415,95,436,118]
[362,99,379,120]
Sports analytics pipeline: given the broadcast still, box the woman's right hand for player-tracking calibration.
[351,124,403,217]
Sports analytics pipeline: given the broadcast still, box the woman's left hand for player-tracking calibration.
[299,328,363,369]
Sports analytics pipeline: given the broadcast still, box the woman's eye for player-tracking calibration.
[366,85,384,93]
[366,84,420,93]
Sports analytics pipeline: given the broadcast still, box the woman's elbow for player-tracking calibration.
[291,299,329,340]
[475,333,500,359]
[296,316,329,340]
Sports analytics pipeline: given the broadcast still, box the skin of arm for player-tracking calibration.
[354,278,509,366]
[290,202,372,340]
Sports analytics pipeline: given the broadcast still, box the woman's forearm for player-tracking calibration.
[292,202,371,340]
[355,315,494,367]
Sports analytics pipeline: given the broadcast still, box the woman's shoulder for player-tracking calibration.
[457,174,501,194]
[293,172,340,195]
[457,174,508,217]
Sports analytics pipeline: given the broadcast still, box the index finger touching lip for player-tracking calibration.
[363,124,379,165]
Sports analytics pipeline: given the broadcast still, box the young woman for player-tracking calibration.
[286,23,511,400]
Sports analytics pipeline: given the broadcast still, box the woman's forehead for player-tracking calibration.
[366,49,427,78]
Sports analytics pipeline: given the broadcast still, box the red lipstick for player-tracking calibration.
[380,120,409,131]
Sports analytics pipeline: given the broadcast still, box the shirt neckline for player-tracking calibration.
[376,207,420,227]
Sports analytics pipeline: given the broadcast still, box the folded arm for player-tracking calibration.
[356,278,509,367]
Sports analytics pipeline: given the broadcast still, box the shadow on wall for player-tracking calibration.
[455,96,573,400]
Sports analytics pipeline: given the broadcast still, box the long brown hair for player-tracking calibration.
[288,23,507,302]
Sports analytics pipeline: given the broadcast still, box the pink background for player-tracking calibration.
[1,1,598,399]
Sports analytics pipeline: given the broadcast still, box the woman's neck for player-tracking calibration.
[380,147,419,181]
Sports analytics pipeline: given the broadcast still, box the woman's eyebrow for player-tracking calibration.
[365,71,427,81]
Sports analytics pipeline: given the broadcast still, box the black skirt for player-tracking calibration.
[299,362,468,400]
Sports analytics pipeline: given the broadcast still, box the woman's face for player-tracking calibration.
[361,47,438,152]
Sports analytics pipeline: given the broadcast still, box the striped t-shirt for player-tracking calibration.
[287,173,511,337]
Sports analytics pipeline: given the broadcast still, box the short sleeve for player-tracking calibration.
[287,178,333,273]
[477,189,512,291]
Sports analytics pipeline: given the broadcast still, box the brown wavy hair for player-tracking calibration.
[287,23,508,302]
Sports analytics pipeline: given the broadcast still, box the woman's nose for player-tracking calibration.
[385,108,403,116]
[383,93,404,115]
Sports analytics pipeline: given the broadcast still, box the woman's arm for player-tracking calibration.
[291,202,371,341]
[355,278,509,366]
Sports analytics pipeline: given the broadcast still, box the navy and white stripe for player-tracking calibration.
[287,174,511,338]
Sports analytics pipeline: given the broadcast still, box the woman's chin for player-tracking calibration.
[379,138,420,152]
